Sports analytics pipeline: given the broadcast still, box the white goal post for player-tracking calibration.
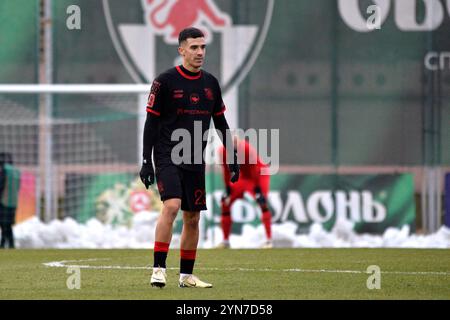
[0,84,150,94]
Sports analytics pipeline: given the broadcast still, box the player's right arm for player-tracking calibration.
[140,77,166,189]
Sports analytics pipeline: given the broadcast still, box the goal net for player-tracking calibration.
[0,84,150,224]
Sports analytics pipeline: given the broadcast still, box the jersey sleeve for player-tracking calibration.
[218,145,231,187]
[212,78,226,117]
[146,76,167,116]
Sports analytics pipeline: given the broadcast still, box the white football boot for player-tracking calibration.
[150,267,167,288]
[179,275,213,288]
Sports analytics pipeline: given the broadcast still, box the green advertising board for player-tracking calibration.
[204,173,415,235]
[74,172,415,235]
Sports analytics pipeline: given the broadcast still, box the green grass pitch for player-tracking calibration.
[0,249,449,300]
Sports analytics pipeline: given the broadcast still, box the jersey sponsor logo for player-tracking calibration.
[177,108,210,116]
[183,109,210,116]
[103,0,274,95]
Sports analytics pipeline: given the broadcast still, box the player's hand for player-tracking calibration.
[139,159,154,189]
[228,151,240,183]
[224,185,231,197]
[221,186,231,206]
[254,186,267,206]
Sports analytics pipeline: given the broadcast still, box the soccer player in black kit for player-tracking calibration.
[140,27,239,288]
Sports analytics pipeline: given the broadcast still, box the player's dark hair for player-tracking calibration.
[178,27,204,45]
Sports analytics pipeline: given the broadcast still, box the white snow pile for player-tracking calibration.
[10,212,450,249]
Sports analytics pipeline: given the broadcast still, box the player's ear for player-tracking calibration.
[178,41,186,57]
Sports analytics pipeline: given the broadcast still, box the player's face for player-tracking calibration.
[179,37,206,71]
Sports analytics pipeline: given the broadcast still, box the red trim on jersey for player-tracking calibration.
[214,108,226,116]
[180,249,197,260]
[146,108,160,116]
[176,65,202,80]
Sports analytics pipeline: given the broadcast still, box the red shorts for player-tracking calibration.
[229,175,270,203]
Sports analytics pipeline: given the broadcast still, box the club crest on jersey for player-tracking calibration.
[190,93,200,105]
[103,0,274,95]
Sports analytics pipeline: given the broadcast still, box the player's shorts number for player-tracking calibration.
[194,189,206,205]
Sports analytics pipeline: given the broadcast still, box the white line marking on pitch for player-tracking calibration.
[42,259,450,276]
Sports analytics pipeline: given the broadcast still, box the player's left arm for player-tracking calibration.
[212,79,239,183]
[218,146,232,188]
[213,114,239,183]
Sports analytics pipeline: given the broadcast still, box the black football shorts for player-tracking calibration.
[155,165,207,211]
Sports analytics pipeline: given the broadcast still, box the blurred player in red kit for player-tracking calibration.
[217,137,273,249]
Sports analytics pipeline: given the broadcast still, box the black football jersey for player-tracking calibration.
[146,65,226,171]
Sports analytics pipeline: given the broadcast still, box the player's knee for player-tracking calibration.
[163,199,181,216]
[183,213,200,228]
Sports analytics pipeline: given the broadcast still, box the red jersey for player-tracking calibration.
[218,139,267,187]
